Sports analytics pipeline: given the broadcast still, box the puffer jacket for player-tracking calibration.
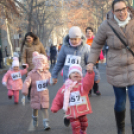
[2,68,27,90]
[52,34,100,82]
[22,70,51,109]
[51,72,95,119]
[21,38,46,72]
[88,7,134,87]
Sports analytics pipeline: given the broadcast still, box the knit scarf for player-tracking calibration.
[69,39,82,47]
[114,12,131,27]
[62,79,77,112]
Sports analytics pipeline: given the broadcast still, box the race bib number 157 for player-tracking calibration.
[69,91,82,106]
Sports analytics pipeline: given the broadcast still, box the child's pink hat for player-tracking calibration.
[68,64,82,77]
[32,51,48,70]
[12,57,19,68]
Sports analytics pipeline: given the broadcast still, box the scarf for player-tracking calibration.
[62,79,77,112]
[69,39,82,47]
[114,12,131,27]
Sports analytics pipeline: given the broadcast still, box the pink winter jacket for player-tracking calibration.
[22,70,51,109]
[2,69,27,90]
[51,72,95,119]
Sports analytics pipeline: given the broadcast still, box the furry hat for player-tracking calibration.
[32,51,49,70]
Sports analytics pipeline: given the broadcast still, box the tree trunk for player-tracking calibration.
[5,19,13,57]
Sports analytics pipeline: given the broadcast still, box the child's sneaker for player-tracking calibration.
[95,90,101,96]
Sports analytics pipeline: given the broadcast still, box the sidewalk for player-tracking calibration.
[0,67,9,74]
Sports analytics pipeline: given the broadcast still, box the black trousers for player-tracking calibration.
[90,82,99,94]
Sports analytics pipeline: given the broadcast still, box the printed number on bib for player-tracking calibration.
[36,80,48,92]
[65,55,81,66]
[69,91,82,106]
[11,72,21,80]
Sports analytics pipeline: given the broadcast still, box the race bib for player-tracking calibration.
[11,72,21,80]
[69,91,82,106]
[65,55,81,66]
[36,80,48,92]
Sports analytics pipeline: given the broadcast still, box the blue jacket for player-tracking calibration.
[52,34,100,82]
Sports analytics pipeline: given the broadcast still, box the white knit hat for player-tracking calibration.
[69,26,82,38]
[68,64,82,77]
[12,57,19,68]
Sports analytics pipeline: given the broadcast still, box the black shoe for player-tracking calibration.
[8,96,12,99]
[114,109,125,134]
[64,117,70,127]
[95,91,101,96]
[130,109,134,134]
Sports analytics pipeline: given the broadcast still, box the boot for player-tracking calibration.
[114,109,125,134]
[32,115,38,127]
[130,109,134,134]
[43,119,50,130]
[64,116,70,127]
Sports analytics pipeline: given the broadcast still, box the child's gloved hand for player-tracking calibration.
[51,108,57,113]
[2,82,7,86]
[21,96,25,106]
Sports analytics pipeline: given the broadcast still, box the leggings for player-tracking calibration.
[32,108,49,119]
[8,89,19,103]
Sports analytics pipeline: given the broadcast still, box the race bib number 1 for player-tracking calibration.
[65,55,81,66]
[36,80,48,92]
[11,72,21,80]
[69,91,82,106]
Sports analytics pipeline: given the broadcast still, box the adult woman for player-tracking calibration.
[87,0,134,134]
[21,32,46,100]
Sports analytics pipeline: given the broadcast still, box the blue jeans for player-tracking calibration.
[113,85,134,112]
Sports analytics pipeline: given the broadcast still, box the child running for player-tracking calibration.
[22,51,51,130]
[51,64,95,134]
[52,26,100,126]
[2,57,28,104]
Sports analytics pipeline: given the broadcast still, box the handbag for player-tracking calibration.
[107,22,134,57]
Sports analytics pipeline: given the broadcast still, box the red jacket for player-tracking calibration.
[51,72,95,119]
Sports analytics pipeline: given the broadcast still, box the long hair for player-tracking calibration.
[21,32,38,52]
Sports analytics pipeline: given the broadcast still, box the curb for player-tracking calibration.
[0,69,8,74]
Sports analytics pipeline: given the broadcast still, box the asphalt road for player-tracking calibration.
[0,64,132,134]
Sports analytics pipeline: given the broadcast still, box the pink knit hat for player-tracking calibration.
[32,51,49,70]
[68,64,82,77]
[69,26,82,38]
[12,57,19,68]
